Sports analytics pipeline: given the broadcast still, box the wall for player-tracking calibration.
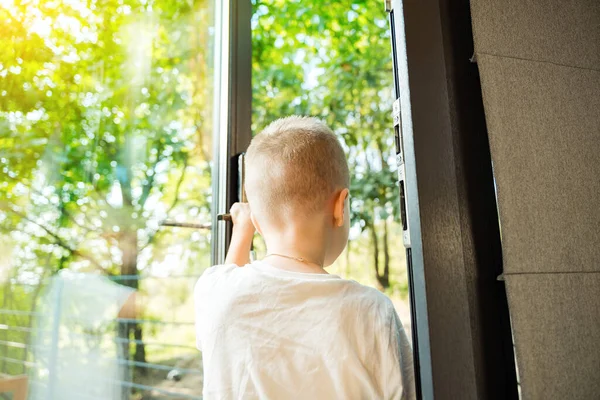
[470,1,600,398]
[392,0,518,397]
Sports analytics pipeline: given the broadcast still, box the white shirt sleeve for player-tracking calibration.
[194,272,209,350]
[380,301,416,400]
[194,264,238,350]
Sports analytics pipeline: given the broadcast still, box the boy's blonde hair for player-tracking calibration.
[245,116,349,223]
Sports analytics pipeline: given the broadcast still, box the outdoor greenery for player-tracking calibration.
[252,0,403,289]
[0,0,407,396]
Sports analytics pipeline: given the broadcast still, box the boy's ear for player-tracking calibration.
[333,188,349,227]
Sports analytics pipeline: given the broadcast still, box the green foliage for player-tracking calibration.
[0,0,409,387]
[0,0,214,279]
[252,0,399,223]
[252,0,404,288]
[0,0,214,380]
[1,0,404,286]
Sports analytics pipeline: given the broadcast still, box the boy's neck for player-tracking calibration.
[263,216,330,273]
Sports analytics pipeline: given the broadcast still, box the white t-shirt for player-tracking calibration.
[194,261,415,400]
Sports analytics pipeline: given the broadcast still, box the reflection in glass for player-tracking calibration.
[0,0,215,397]
[30,272,134,400]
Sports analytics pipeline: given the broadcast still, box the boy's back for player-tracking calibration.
[195,261,414,399]
[195,116,414,399]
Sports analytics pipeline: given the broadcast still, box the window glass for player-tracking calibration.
[251,0,411,333]
[0,0,214,398]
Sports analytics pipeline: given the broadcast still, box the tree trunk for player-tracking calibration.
[133,324,146,364]
[118,230,146,378]
[117,232,134,399]
[376,142,393,290]
[369,222,385,290]
[381,219,391,289]
[116,134,147,395]
[370,220,390,290]
[117,321,132,399]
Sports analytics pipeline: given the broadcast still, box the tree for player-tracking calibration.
[0,0,405,392]
[0,0,214,390]
[252,0,400,288]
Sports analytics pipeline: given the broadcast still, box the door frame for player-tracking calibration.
[387,0,518,398]
[211,0,253,266]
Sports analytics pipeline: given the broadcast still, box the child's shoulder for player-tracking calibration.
[194,263,239,292]
[201,263,239,278]
[339,278,396,312]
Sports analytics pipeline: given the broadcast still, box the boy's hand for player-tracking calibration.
[225,203,255,266]
[230,203,255,238]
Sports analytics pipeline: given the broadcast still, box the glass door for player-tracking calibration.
[0,0,249,398]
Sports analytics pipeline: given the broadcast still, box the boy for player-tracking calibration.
[195,116,415,399]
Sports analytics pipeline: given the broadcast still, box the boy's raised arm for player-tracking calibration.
[224,203,255,266]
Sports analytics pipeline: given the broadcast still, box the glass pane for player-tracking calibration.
[251,0,411,336]
[0,0,214,398]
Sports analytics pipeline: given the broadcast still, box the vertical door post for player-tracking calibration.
[211,0,253,266]
[386,0,517,398]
